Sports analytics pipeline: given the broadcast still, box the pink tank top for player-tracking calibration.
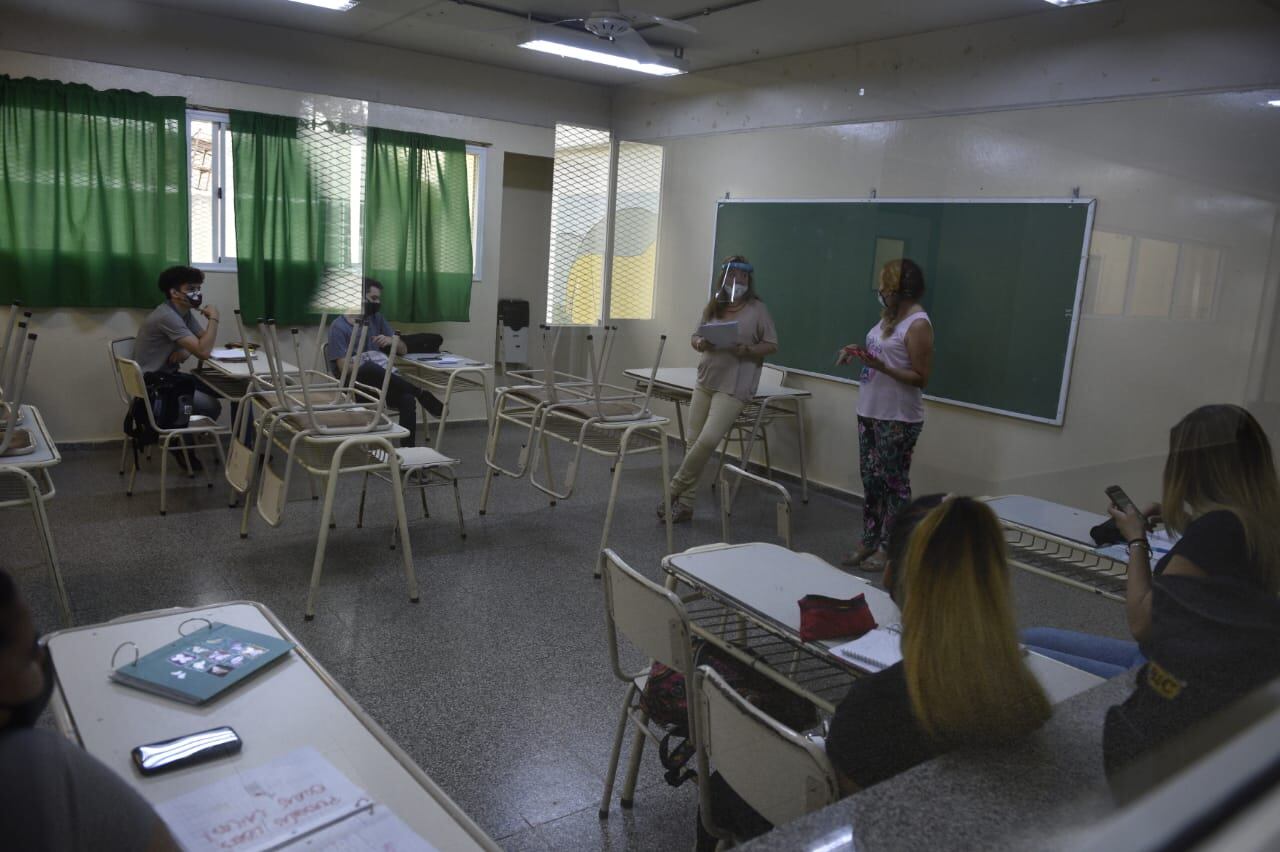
[856,311,930,423]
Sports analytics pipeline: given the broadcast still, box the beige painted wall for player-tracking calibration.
[0,48,566,443]
[606,90,1280,511]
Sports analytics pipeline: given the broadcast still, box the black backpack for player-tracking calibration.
[123,371,196,462]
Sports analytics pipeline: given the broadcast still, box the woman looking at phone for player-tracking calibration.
[659,256,778,523]
[836,258,934,569]
[1103,404,1280,789]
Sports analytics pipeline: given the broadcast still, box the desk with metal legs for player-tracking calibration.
[986,495,1128,602]
[45,601,497,851]
[662,542,1105,714]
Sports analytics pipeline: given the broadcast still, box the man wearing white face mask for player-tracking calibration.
[134,265,224,422]
[660,255,778,523]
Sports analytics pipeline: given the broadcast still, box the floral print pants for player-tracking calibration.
[857,416,924,551]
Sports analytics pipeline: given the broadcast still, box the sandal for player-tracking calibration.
[839,546,877,568]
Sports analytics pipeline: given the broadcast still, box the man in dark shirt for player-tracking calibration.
[327,278,442,446]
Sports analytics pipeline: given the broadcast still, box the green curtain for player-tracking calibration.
[364,128,472,323]
[0,75,188,308]
[230,110,324,326]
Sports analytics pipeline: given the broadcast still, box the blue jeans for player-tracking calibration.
[1022,627,1145,679]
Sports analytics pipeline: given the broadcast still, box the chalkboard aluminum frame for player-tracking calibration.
[710,196,1097,427]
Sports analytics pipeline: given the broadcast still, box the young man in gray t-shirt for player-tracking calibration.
[133,265,223,422]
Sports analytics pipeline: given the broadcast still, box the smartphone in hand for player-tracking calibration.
[1106,485,1149,531]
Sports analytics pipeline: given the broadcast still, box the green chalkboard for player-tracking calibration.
[711,199,1094,424]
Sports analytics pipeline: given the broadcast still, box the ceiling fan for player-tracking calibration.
[559,6,699,65]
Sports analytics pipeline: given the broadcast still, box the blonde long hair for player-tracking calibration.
[900,497,1051,745]
[1161,405,1280,593]
[879,258,926,338]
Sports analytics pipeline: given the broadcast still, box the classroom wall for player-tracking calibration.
[605,90,1280,511]
[0,47,579,442]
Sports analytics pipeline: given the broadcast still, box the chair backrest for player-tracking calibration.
[113,352,150,403]
[0,330,36,454]
[600,548,694,679]
[0,304,31,395]
[693,665,839,832]
[108,337,136,406]
[720,463,792,549]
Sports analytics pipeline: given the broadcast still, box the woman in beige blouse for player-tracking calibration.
[660,256,778,523]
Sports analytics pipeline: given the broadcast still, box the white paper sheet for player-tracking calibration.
[293,806,438,852]
[1096,528,1178,562]
[156,747,425,852]
[696,321,739,349]
[829,626,903,672]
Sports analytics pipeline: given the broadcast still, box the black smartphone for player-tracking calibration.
[1105,485,1148,529]
[131,726,242,776]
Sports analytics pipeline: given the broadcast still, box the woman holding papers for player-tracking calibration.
[837,258,934,569]
[697,496,1049,849]
[1103,404,1280,798]
[659,256,777,523]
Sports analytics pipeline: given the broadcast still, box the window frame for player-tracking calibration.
[187,109,236,272]
[187,109,486,280]
[467,144,487,283]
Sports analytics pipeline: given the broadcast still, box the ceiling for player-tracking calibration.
[132,0,1066,86]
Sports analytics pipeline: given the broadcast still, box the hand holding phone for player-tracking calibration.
[1106,485,1150,535]
[132,726,241,776]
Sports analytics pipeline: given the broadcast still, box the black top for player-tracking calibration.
[1154,510,1251,580]
[825,662,942,789]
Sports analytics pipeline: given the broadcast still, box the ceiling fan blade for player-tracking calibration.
[611,28,661,63]
[622,10,699,33]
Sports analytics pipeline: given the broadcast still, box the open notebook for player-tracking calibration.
[830,625,903,672]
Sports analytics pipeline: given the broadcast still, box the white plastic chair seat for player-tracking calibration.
[188,414,215,426]
[394,446,459,469]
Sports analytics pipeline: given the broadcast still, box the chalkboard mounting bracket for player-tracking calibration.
[870,188,878,199]
[1071,187,1081,199]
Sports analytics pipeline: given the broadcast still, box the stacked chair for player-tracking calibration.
[479,325,674,577]
[226,311,444,619]
[0,303,71,624]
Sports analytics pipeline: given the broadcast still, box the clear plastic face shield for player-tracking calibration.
[716,261,753,304]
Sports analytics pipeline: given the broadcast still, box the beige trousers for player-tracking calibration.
[669,387,746,508]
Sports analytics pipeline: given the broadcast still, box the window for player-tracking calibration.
[545,123,664,325]
[187,110,236,269]
[1085,229,1221,320]
[186,109,486,285]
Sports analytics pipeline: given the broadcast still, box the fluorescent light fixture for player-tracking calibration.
[518,25,687,76]
[1042,0,1106,5]
[1268,99,1280,107]
[285,0,358,10]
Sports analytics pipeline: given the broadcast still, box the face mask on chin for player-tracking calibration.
[363,301,381,317]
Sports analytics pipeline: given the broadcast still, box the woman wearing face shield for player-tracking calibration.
[659,256,778,523]
[837,259,934,568]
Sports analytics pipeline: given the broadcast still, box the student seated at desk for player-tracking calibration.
[134,265,225,469]
[698,496,1051,848]
[1102,405,1280,794]
[0,570,178,851]
[328,278,443,446]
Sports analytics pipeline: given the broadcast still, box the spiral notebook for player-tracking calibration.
[830,624,903,672]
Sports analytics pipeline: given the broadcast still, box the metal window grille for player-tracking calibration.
[546,125,611,325]
[608,141,664,320]
[301,116,365,314]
